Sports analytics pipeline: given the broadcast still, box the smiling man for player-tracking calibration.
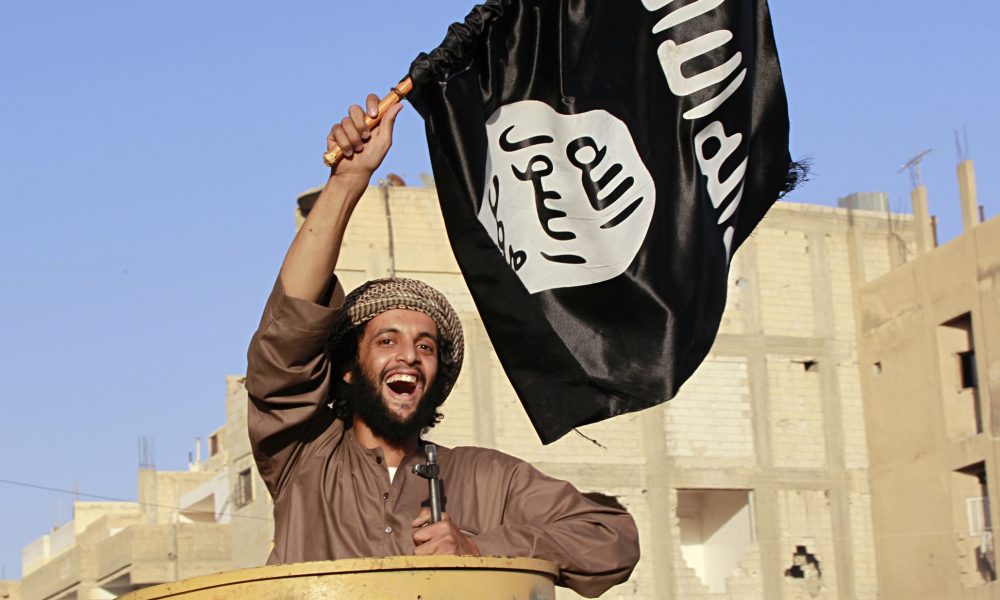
[245,95,639,597]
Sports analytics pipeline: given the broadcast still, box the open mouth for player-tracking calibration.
[385,373,418,396]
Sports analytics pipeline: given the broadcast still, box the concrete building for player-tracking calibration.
[0,581,21,600]
[857,160,999,599]
[16,378,269,600]
[17,472,235,598]
[18,176,935,598]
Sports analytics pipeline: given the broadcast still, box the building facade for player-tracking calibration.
[18,180,930,598]
[857,162,999,599]
[0,581,20,600]
[16,377,268,600]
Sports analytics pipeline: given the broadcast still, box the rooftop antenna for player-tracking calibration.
[898,149,933,190]
[138,437,156,470]
[53,498,62,530]
[954,127,971,163]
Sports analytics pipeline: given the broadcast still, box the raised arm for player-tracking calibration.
[247,95,403,496]
[281,95,404,301]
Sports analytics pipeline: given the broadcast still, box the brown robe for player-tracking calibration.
[246,277,640,597]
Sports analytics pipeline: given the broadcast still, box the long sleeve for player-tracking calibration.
[246,275,345,498]
[470,457,640,598]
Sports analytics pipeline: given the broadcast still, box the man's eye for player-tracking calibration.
[418,343,435,353]
[378,338,393,346]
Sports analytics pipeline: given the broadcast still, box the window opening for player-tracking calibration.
[937,314,982,437]
[959,350,978,389]
[676,489,755,593]
[235,468,254,508]
[954,463,996,586]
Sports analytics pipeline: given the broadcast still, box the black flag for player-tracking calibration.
[409,0,795,444]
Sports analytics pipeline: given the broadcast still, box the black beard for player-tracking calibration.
[341,363,444,446]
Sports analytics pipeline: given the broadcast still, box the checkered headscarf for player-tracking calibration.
[329,277,464,398]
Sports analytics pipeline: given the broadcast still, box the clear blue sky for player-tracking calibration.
[1,1,997,578]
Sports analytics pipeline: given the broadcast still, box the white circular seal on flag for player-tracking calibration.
[478,100,656,294]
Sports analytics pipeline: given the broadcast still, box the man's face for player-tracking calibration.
[345,308,440,424]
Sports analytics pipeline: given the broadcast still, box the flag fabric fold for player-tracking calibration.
[409,0,793,444]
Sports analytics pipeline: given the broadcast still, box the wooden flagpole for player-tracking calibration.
[323,76,414,167]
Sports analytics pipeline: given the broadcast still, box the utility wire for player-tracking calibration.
[0,477,271,523]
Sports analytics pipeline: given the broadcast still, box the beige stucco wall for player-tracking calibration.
[18,467,237,598]
[858,214,1000,599]
[0,581,20,600]
[222,375,273,569]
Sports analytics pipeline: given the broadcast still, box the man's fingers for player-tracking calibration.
[331,125,353,158]
[349,104,370,141]
[412,524,432,544]
[411,507,432,528]
[411,509,449,528]
[414,533,475,556]
[412,514,458,545]
[413,530,458,555]
[340,117,364,152]
[326,125,339,153]
[325,92,401,167]
[412,521,446,544]
[377,103,404,139]
[413,539,437,555]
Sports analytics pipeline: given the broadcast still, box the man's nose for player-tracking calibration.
[395,342,419,364]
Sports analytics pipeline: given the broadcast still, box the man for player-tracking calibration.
[246,95,640,597]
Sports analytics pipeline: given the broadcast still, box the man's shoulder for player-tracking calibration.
[441,444,528,470]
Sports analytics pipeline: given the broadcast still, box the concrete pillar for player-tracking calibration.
[640,407,677,598]
[957,160,980,231]
[910,185,934,253]
[469,320,497,448]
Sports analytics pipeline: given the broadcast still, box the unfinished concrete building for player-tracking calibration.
[15,378,268,599]
[17,172,948,598]
[857,159,999,599]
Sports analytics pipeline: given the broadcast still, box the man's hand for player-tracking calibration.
[328,93,403,182]
[411,508,480,556]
